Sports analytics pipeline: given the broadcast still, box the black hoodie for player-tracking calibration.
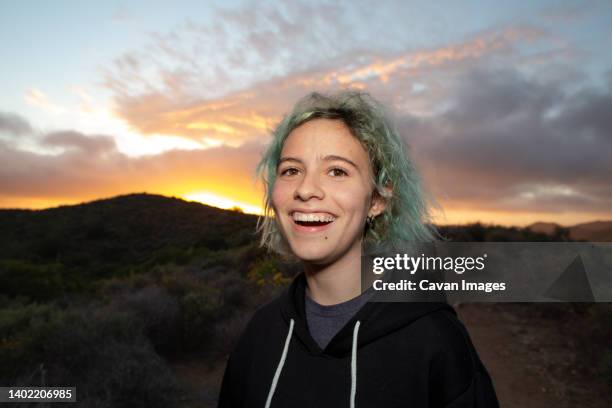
[218,272,499,407]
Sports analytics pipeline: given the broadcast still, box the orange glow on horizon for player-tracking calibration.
[0,196,84,210]
[182,191,264,215]
[430,207,611,227]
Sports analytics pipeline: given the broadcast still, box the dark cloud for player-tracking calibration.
[42,131,117,154]
[0,112,33,136]
[401,67,612,214]
[554,87,612,142]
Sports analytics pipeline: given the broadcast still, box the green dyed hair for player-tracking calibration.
[256,91,437,257]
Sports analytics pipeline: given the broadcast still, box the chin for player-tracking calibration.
[290,243,336,264]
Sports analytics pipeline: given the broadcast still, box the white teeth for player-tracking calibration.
[292,212,336,223]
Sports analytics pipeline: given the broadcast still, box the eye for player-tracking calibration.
[328,167,348,177]
[279,167,300,177]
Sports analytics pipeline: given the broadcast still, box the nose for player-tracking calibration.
[294,171,324,201]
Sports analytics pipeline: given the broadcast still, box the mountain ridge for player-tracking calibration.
[527,220,612,241]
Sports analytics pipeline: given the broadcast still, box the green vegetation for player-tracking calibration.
[0,194,286,405]
[1,193,610,405]
[0,298,182,407]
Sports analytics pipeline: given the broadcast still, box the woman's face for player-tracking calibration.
[272,118,385,264]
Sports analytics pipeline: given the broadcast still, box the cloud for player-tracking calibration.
[24,89,66,114]
[5,2,611,221]
[401,67,612,214]
[92,8,612,219]
[105,24,547,145]
[100,1,381,143]
[3,60,612,218]
[0,126,264,208]
[0,112,33,136]
[42,131,118,155]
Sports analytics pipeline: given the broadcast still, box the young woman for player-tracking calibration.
[218,92,499,407]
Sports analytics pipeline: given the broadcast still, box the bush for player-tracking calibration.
[212,312,253,359]
[217,273,250,311]
[247,258,291,290]
[113,285,181,353]
[1,301,183,407]
[0,301,65,380]
[181,287,222,352]
[0,259,66,301]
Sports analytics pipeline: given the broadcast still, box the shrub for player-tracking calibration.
[212,312,253,359]
[0,301,65,381]
[1,301,183,407]
[247,258,291,289]
[0,259,65,301]
[181,287,222,352]
[113,285,181,353]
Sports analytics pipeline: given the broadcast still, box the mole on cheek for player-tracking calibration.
[325,236,328,240]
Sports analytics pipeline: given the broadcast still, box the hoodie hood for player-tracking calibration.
[279,271,455,358]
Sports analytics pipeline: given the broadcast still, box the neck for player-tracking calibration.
[303,238,363,306]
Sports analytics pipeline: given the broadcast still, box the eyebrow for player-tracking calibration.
[278,155,360,170]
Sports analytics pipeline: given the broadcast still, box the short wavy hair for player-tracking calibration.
[256,91,436,257]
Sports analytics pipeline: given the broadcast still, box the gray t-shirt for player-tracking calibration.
[305,287,374,350]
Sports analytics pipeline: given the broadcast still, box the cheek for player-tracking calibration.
[271,181,292,210]
[335,187,371,217]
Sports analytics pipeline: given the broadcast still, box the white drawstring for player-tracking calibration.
[265,318,361,408]
[265,318,294,408]
[350,320,361,408]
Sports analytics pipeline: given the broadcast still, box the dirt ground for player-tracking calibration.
[172,303,610,407]
[456,303,609,408]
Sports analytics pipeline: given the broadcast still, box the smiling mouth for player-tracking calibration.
[294,220,333,227]
[291,212,336,228]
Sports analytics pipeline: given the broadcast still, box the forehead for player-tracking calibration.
[281,119,369,163]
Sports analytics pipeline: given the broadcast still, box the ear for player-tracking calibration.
[368,186,392,218]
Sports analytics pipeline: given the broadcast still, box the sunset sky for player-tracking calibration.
[1,0,612,226]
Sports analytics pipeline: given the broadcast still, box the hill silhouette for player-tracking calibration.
[0,193,259,300]
[0,193,258,261]
[3,194,256,252]
[528,220,612,241]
